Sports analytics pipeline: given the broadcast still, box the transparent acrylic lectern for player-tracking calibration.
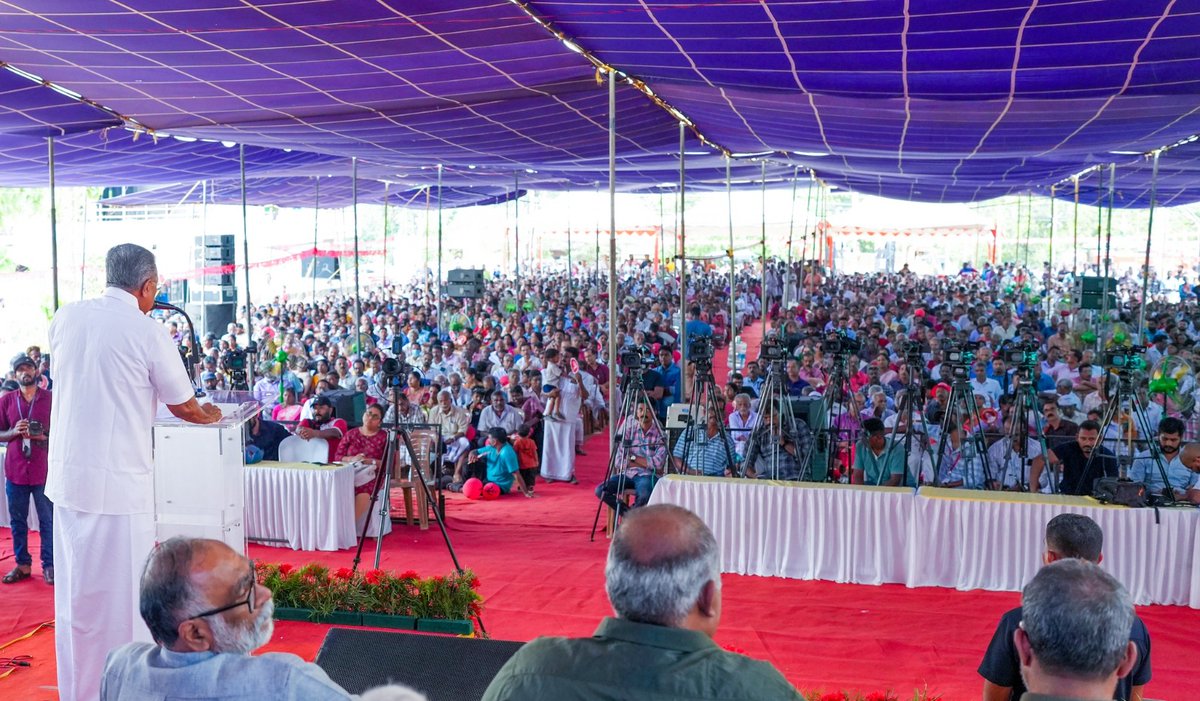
[152,397,262,553]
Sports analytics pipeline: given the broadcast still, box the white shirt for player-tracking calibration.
[47,288,196,514]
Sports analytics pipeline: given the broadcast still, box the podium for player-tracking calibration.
[153,399,261,553]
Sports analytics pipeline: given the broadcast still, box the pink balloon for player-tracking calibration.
[482,483,501,500]
[463,478,483,500]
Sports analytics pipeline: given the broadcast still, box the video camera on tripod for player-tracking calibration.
[822,329,861,356]
[941,339,979,381]
[998,339,1039,371]
[1103,344,1146,374]
[899,339,925,368]
[619,344,653,372]
[688,333,714,371]
[220,342,258,391]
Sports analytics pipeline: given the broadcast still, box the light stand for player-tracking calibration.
[931,345,997,490]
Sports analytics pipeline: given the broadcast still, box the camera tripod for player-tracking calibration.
[805,348,863,481]
[1083,369,1174,503]
[676,355,737,477]
[931,365,997,490]
[999,366,1055,493]
[749,351,813,480]
[880,362,934,487]
[352,382,482,631]
[589,363,670,541]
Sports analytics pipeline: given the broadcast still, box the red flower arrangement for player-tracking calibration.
[256,562,482,625]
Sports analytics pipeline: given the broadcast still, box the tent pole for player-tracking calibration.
[1099,163,1115,336]
[566,190,573,292]
[436,164,444,338]
[312,177,319,301]
[424,186,431,290]
[800,172,813,299]
[1048,186,1055,276]
[594,182,600,279]
[784,166,798,309]
[382,183,389,287]
[352,157,362,349]
[1024,192,1032,268]
[199,179,207,333]
[1137,151,1160,339]
[1072,177,1079,276]
[1095,166,1103,273]
[79,188,88,302]
[760,161,767,337]
[678,121,688,372]
[515,171,522,305]
[658,190,665,276]
[48,137,59,311]
[726,156,736,370]
[606,68,618,454]
[238,144,254,387]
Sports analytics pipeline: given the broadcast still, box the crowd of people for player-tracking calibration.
[5,243,1199,696]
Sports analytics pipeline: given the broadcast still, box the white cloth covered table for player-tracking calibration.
[908,488,1200,606]
[648,475,913,585]
[648,476,1200,607]
[245,461,356,551]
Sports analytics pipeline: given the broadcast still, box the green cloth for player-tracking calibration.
[481,617,802,701]
[853,440,906,485]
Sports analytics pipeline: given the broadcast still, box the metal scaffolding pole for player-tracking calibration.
[678,121,688,369]
[606,69,618,453]
[239,144,254,387]
[759,161,767,336]
[48,137,59,311]
[726,156,736,369]
[352,157,362,347]
[436,164,444,337]
[1137,152,1160,339]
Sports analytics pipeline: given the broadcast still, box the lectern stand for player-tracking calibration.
[153,400,260,553]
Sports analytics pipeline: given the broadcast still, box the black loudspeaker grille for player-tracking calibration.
[314,628,523,701]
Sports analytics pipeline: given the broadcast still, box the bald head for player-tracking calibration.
[605,505,721,634]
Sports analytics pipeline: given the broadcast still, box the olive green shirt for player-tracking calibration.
[1020,693,1113,701]
[481,617,802,701]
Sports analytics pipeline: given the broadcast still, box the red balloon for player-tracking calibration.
[463,478,483,500]
[481,482,501,500]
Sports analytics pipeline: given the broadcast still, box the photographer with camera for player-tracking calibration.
[0,354,53,585]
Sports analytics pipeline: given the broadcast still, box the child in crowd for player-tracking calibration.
[541,348,565,421]
[513,425,540,495]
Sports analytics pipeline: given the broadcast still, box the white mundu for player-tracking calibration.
[48,287,196,701]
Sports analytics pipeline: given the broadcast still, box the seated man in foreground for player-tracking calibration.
[481,504,802,700]
[101,537,423,701]
[978,514,1150,701]
[1014,559,1141,701]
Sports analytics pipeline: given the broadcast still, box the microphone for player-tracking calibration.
[154,301,203,391]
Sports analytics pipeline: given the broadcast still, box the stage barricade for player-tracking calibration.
[648,475,1200,608]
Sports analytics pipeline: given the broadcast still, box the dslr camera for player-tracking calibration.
[822,330,861,356]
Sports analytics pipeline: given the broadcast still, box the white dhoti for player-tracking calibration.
[443,436,470,462]
[54,507,155,701]
[541,420,577,481]
[542,380,582,480]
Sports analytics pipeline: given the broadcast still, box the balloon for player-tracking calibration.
[1080,330,1097,344]
[1030,295,1041,304]
[522,300,535,311]
[463,478,483,500]
[1112,330,1128,344]
[504,302,518,313]
[481,483,501,500]
[275,349,288,363]
[450,322,465,333]
[1004,284,1015,294]
[914,309,926,318]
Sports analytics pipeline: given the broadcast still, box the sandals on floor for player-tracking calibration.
[2,567,31,584]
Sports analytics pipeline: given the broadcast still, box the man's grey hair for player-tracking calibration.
[106,243,158,291]
[1021,559,1133,681]
[140,537,207,646]
[605,504,720,627]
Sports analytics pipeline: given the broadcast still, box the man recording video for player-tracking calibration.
[47,243,223,701]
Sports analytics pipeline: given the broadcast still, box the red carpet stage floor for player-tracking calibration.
[2,429,1200,700]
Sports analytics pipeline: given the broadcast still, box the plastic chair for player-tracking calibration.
[277,435,330,463]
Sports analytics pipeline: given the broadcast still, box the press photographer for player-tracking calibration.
[0,354,53,585]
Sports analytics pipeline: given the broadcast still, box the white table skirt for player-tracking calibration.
[649,476,1200,607]
[648,476,913,585]
[908,488,1200,607]
[245,461,357,551]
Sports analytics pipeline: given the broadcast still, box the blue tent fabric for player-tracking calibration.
[0,1,1192,207]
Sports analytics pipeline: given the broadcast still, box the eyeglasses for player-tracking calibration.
[188,561,256,620]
